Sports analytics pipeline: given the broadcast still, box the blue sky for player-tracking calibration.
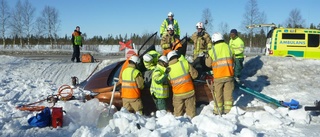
[7,0,320,38]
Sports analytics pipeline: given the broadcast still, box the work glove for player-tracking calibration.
[165,67,171,74]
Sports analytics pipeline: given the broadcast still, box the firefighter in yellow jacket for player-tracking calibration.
[150,55,170,111]
[121,55,144,114]
[166,51,198,118]
[160,24,182,56]
[205,32,235,114]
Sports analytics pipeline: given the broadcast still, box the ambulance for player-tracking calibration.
[268,28,320,59]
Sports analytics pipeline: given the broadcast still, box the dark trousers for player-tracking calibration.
[71,45,80,62]
[234,58,244,78]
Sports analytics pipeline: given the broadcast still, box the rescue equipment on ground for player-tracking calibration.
[16,85,74,111]
[81,53,94,63]
[51,107,64,128]
[71,76,79,86]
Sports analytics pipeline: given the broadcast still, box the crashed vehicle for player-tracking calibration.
[83,33,213,115]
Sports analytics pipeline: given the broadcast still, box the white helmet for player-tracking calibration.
[159,55,168,63]
[167,50,178,61]
[212,32,224,43]
[143,54,153,62]
[168,12,174,17]
[167,24,174,31]
[129,55,140,64]
[196,22,204,29]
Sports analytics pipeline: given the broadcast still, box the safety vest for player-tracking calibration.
[150,65,169,98]
[208,42,234,79]
[160,19,180,36]
[73,31,82,45]
[229,37,244,58]
[121,67,141,98]
[168,59,195,95]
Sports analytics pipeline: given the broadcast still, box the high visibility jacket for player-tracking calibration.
[229,36,244,58]
[190,31,213,59]
[72,30,82,46]
[160,18,180,36]
[121,67,141,99]
[208,42,234,79]
[168,59,195,96]
[150,64,169,98]
[143,50,161,70]
[160,33,182,55]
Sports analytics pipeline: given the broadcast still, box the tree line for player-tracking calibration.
[0,0,319,49]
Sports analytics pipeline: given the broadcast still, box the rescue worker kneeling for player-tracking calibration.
[166,51,198,118]
[121,55,144,114]
[205,32,235,114]
[150,55,170,111]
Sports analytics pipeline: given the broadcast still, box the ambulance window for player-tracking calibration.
[282,34,305,39]
[308,34,319,47]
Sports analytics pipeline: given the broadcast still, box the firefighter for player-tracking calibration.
[142,50,161,88]
[205,32,235,114]
[229,29,244,83]
[121,55,144,114]
[189,22,213,77]
[150,55,170,111]
[143,50,161,71]
[190,22,213,60]
[160,24,182,56]
[166,51,198,118]
[160,12,180,38]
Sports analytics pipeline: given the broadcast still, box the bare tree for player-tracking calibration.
[218,22,229,35]
[11,0,24,46]
[285,8,305,28]
[241,0,266,47]
[21,0,35,46]
[0,0,10,47]
[38,6,60,47]
[201,8,213,34]
[34,18,44,45]
[218,22,230,41]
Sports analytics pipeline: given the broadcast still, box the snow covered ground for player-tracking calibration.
[1,55,320,137]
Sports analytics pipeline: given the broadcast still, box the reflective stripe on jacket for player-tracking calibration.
[208,42,234,78]
[121,67,141,98]
[150,64,169,98]
[160,19,180,36]
[229,37,244,58]
[168,59,195,95]
[190,31,213,59]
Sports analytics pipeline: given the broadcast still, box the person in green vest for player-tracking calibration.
[71,26,83,62]
[229,29,245,83]
[160,12,180,38]
[142,50,161,88]
[150,55,170,111]
[205,32,235,114]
